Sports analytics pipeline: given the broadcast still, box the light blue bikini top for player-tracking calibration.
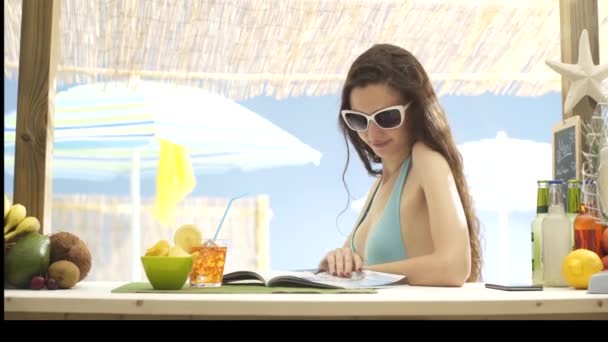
[351,156,411,265]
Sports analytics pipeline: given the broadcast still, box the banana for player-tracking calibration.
[4,204,26,235]
[4,216,40,241]
[4,194,10,220]
[145,240,170,256]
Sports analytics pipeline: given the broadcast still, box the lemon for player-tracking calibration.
[562,249,603,289]
[174,224,202,253]
[145,240,170,256]
[168,245,190,257]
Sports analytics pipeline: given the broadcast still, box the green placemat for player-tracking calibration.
[111,282,377,294]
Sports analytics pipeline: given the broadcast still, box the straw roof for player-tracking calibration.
[4,0,608,100]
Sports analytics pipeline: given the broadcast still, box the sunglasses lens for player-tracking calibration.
[344,113,368,131]
[375,109,402,129]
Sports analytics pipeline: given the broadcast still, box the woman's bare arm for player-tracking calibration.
[365,143,471,286]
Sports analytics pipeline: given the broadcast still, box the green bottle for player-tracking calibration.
[531,180,549,286]
[566,179,581,251]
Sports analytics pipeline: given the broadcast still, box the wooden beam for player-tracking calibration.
[13,0,61,233]
[255,195,270,272]
[559,0,599,122]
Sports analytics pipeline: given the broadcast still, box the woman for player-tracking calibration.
[318,44,482,286]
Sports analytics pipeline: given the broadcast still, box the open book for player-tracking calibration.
[221,269,406,289]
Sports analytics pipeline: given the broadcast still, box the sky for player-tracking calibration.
[4,76,563,283]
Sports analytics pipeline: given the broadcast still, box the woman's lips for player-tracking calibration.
[371,140,391,149]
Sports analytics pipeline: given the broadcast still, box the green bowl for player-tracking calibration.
[141,256,193,290]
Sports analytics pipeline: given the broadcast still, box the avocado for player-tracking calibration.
[5,232,51,288]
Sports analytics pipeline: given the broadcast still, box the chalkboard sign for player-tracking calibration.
[552,116,581,183]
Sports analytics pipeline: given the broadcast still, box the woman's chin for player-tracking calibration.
[371,143,392,155]
[372,148,390,159]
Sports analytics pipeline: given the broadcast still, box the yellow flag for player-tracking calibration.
[153,139,196,226]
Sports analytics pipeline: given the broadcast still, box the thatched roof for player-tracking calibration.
[4,0,608,100]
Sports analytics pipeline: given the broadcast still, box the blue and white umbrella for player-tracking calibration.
[4,81,322,180]
[4,80,323,280]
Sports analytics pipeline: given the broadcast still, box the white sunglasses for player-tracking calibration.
[341,104,409,132]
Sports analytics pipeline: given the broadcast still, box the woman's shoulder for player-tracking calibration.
[411,141,448,167]
[410,141,457,198]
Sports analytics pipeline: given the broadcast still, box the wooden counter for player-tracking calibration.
[4,281,607,320]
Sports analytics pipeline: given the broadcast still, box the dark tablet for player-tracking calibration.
[485,283,543,291]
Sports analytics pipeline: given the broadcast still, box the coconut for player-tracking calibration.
[50,232,92,281]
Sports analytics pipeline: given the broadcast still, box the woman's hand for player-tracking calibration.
[318,247,364,277]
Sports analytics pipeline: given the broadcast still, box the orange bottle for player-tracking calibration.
[574,181,605,257]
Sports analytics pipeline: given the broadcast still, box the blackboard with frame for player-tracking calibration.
[552,116,582,183]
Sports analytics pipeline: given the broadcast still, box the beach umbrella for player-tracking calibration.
[4,80,323,280]
[5,81,322,180]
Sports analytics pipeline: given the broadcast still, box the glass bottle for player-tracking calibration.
[574,180,604,257]
[531,180,549,286]
[541,180,571,287]
[566,179,581,250]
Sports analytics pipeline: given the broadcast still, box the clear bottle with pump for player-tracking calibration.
[566,179,581,250]
[541,180,571,287]
[531,180,549,286]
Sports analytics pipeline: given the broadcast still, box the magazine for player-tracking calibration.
[221,269,406,289]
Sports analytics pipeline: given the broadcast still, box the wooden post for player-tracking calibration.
[255,195,270,272]
[13,0,61,233]
[559,0,600,122]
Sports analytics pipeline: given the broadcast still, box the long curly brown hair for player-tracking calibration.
[338,44,483,282]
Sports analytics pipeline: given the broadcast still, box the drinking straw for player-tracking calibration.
[212,193,248,241]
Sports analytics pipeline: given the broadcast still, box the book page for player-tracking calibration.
[300,270,406,289]
[222,270,267,285]
[223,270,319,286]
[224,269,405,289]
[264,270,319,283]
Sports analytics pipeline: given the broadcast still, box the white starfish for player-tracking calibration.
[546,29,608,114]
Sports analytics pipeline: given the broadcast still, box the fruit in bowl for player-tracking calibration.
[141,255,193,290]
[174,224,202,253]
[141,224,203,290]
[145,239,171,257]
